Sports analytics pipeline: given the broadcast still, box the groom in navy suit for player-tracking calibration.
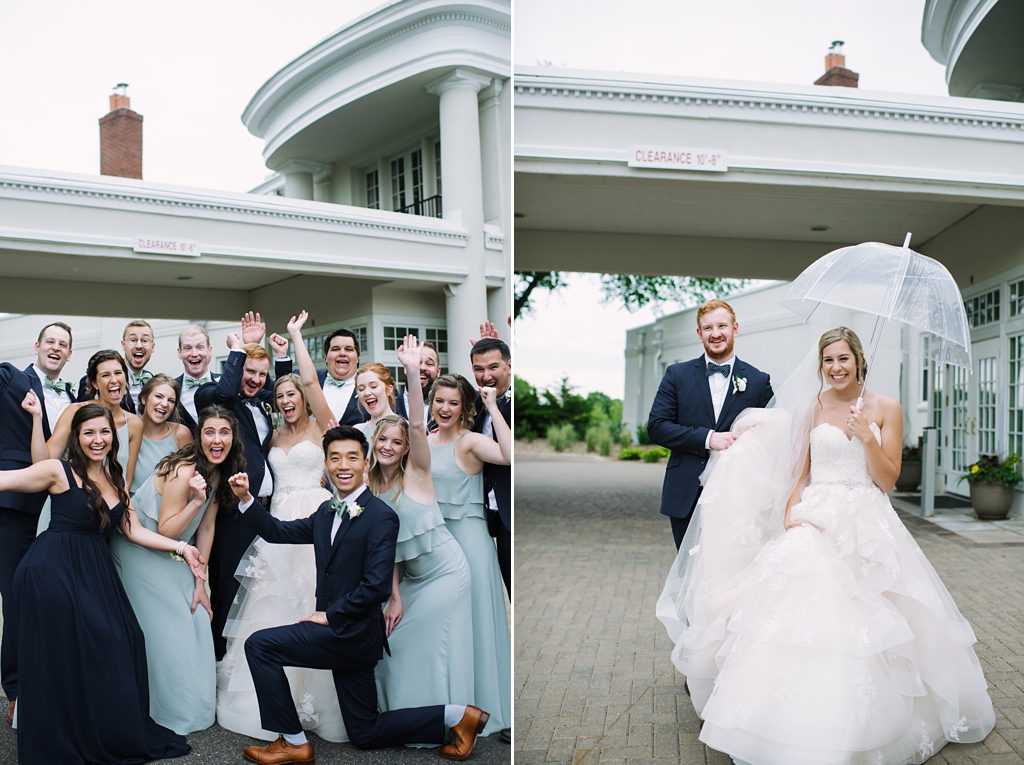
[648,299,774,549]
[228,426,488,763]
[0,322,76,722]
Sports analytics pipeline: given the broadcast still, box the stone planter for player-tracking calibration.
[968,481,1015,521]
[895,461,922,491]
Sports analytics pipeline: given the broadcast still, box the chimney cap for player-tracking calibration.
[113,83,129,96]
[829,40,845,54]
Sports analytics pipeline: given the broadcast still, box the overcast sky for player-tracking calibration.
[0,1,385,191]
[514,0,951,399]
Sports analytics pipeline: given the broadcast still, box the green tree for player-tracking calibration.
[514,271,750,319]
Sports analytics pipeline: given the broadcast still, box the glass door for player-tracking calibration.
[944,338,1000,497]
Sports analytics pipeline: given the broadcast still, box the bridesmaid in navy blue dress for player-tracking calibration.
[3,403,203,764]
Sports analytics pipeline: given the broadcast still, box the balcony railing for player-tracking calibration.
[397,194,442,218]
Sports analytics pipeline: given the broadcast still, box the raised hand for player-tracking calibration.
[396,334,420,371]
[227,472,251,502]
[188,473,208,505]
[269,333,289,359]
[225,332,243,351]
[469,320,500,346]
[192,580,213,621]
[21,390,41,417]
[480,385,497,410]
[183,545,207,580]
[847,404,871,444]
[241,311,266,344]
[286,311,308,337]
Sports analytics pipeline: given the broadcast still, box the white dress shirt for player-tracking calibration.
[238,483,366,544]
[322,374,356,420]
[32,364,72,431]
[181,371,213,423]
[703,353,736,449]
[243,398,274,497]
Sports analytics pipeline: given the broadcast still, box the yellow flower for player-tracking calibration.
[971,465,979,474]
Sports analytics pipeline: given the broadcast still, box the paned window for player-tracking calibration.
[366,170,379,209]
[920,335,930,404]
[931,362,945,466]
[411,149,424,204]
[950,366,969,471]
[391,158,406,211]
[1010,336,1024,467]
[977,356,997,456]
[1010,279,1024,317]
[965,289,1000,328]
[383,326,418,351]
[424,327,448,353]
[435,141,442,197]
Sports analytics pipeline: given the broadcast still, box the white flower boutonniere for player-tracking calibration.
[732,376,747,395]
[262,401,273,416]
[347,503,364,520]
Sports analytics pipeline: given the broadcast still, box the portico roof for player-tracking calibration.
[514,67,1024,286]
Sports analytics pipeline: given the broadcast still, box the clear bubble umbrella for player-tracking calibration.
[776,233,971,407]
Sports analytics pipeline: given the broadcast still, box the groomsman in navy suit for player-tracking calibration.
[316,329,369,427]
[194,313,292,658]
[394,340,440,432]
[0,322,76,723]
[174,324,220,435]
[648,299,774,550]
[75,319,156,413]
[227,426,489,763]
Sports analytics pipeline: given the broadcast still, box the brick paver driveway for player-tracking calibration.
[514,458,1024,765]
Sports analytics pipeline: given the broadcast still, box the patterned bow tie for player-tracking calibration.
[130,371,152,387]
[325,376,350,388]
[706,362,732,378]
[184,377,205,388]
[43,378,67,394]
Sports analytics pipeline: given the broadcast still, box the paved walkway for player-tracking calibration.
[515,458,1024,765]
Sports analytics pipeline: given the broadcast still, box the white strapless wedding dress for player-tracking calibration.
[215,440,348,742]
[662,422,994,765]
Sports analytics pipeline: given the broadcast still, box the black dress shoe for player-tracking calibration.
[498,728,511,743]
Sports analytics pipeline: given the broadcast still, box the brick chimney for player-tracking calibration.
[99,83,143,179]
[814,41,859,88]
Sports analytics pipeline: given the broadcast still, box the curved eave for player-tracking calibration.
[920,0,1000,86]
[242,0,509,155]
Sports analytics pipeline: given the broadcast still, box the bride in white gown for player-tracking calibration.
[657,327,995,765]
[216,317,350,742]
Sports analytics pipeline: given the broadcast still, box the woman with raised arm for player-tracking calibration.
[109,405,243,735]
[6,403,202,764]
[369,336,474,735]
[216,311,348,743]
[130,374,192,495]
[427,373,512,736]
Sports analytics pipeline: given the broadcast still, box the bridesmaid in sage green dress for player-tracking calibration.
[110,404,247,735]
[130,374,192,495]
[427,372,512,736]
[27,350,143,534]
[368,336,474,741]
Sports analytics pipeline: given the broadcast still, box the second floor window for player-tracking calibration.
[366,170,379,209]
[391,157,406,211]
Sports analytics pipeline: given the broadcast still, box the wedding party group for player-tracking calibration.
[0,311,512,764]
[653,299,996,764]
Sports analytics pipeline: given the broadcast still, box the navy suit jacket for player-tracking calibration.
[0,363,74,513]
[174,372,221,435]
[194,353,291,495]
[236,489,395,661]
[316,369,368,427]
[648,356,773,519]
[472,391,511,531]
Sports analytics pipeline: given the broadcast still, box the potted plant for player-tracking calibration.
[957,453,1023,520]
[895,444,922,491]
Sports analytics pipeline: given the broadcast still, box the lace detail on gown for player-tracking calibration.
[660,418,995,765]
[216,440,348,742]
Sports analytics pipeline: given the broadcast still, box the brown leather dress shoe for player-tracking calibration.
[243,736,315,764]
[5,700,13,726]
[440,705,489,761]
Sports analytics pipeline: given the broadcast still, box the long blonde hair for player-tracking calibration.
[366,415,409,498]
[817,327,867,402]
[273,373,312,417]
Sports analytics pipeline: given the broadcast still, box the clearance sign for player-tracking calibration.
[627,145,728,172]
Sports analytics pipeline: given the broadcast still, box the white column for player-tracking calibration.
[478,78,511,336]
[276,160,331,202]
[427,68,491,378]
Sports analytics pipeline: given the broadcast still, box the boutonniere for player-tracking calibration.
[347,503,364,520]
[503,386,512,402]
[732,375,747,395]
[261,402,273,416]
[330,497,364,520]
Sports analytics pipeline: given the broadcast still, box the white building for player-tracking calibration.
[516,3,1024,512]
[0,0,510,380]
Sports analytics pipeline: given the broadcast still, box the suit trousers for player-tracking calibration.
[245,621,446,749]
[493,512,511,597]
[0,507,39,699]
[670,488,702,550]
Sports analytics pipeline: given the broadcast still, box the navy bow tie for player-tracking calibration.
[706,362,731,378]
